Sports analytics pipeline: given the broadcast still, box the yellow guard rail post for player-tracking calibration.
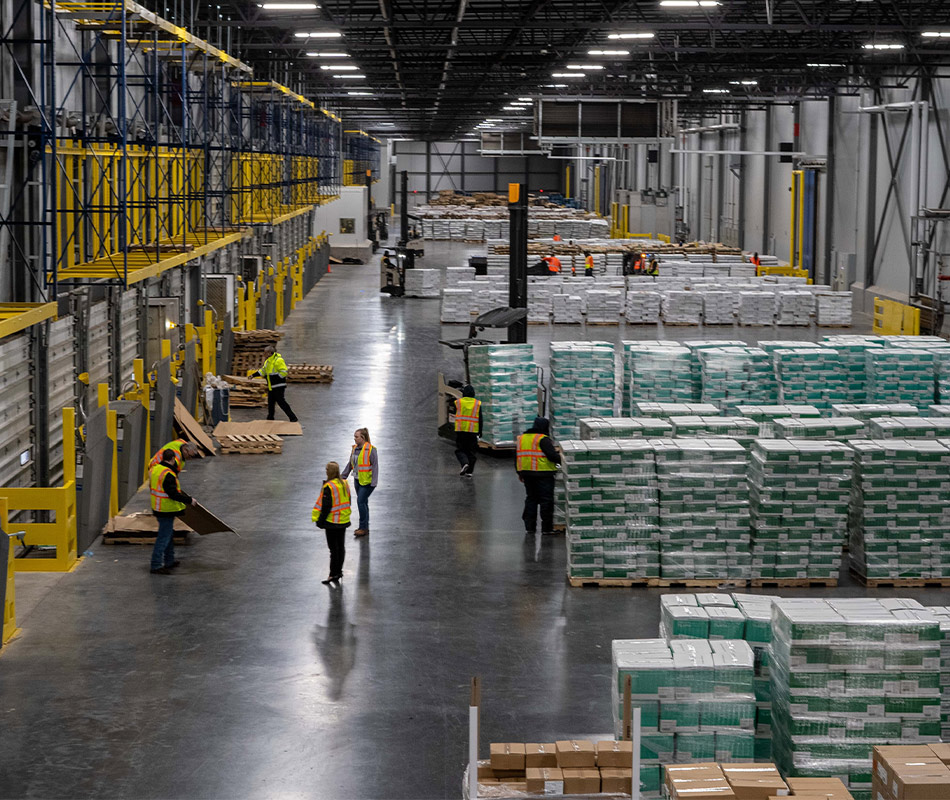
[0,408,79,573]
[873,297,921,336]
[2,497,17,645]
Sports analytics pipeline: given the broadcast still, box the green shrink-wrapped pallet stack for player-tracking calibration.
[624,343,694,413]
[560,439,659,581]
[669,416,760,448]
[772,416,864,441]
[699,346,778,414]
[770,598,942,800]
[866,348,936,408]
[735,404,822,437]
[578,416,674,440]
[549,342,615,441]
[468,344,538,446]
[773,347,848,411]
[748,440,853,582]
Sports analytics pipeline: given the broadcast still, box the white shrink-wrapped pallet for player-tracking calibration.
[440,289,473,323]
[624,290,661,324]
[661,291,703,325]
[586,289,623,324]
[776,290,813,325]
[552,294,585,324]
[815,291,852,326]
[702,291,736,325]
[736,291,775,326]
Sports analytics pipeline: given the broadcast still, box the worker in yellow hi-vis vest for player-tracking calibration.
[313,461,351,585]
[341,427,378,537]
[452,385,483,477]
[149,449,197,575]
[249,344,299,422]
[515,416,561,535]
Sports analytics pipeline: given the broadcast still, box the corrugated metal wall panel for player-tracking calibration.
[47,317,76,486]
[118,289,139,383]
[0,335,33,489]
[86,300,111,409]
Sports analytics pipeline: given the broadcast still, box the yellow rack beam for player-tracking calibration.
[0,303,58,340]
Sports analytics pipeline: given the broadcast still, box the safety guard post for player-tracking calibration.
[1,497,16,646]
[132,359,151,485]
[100,383,120,519]
[469,677,480,800]
[623,674,642,800]
[508,182,528,345]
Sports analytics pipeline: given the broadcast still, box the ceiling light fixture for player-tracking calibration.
[607,33,655,40]
[807,62,845,67]
[565,64,605,70]
[543,83,568,88]
[922,31,950,38]
[332,74,365,78]
[294,31,343,38]
[589,49,631,55]
[306,51,349,57]
[320,64,358,70]
[702,88,729,93]
[659,0,719,6]
[260,2,318,8]
[518,97,532,101]
[347,91,372,95]
[862,43,904,50]
[552,72,586,78]
[729,79,758,85]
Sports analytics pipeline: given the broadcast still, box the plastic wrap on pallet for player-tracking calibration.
[699,346,778,414]
[578,417,674,440]
[820,337,884,404]
[585,290,623,324]
[611,638,756,764]
[661,291,703,325]
[770,598,942,799]
[867,416,950,439]
[635,401,722,418]
[468,344,538,447]
[749,440,852,581]
[924,605,950,739]
[551,294,585,324]
[702,291,737,325]
[404,268,441,298]
[776,291,814,326]
[773,347,847,411]
[549,342,615,441]
[866,348,936,408]
[929,404,950,417]
[669,416,760,448]
[561,440,659,582]
[653,437,751,581]
[624,290,661,324]
[815,291,853,326]
[626,345,695,408]
[735,405,823,437]
[441,288,475,323]
[848,439,950,581]
[684,341,746,403]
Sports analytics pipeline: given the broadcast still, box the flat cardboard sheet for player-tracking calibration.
[173,397,217,456]
[179,502,234,535]
[102,512,189,534]
[213,420,302,436]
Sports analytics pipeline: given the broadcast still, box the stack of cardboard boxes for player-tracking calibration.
[872,745,950,800]
[666,762,855,799]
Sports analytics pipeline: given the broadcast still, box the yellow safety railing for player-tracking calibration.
[756,265,813,284]
[873,296,921,336]
[789,170,804,270]
[2,498,16,645]
[0,408,79,573]
[593,166,601,216]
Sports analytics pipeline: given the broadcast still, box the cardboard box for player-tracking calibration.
[555,739,595,768]
[600,767,632,794]
[871,747,950,800]
[784,776,853,798]
[525,742,558,768]
[489,742,526,772]
[721,763,789,799]
[667,763,735,800]
[596,739,633,768]
[525,767,563,794]
[561,767,600,794]
[929,744,950,766]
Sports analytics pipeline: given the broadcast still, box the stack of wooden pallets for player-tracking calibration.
[230,329,282,376]
[221,375,268,407]
[286,364,333,383]
[217,434,283,454]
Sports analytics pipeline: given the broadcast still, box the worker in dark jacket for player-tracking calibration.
[250,344,298,422]
[452,385,483,477]
[149,449,196,574]
[516,416,561,535]
[313,461,351,585]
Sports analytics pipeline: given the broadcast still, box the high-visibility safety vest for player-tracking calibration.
[150,464,187,514]
[312,478,351,525]
[585,255,594,271]
[351,443,376,486]
[257,352,289,390]
[454,397,481,433]
[516,433,557,472]
[149,439,186,472]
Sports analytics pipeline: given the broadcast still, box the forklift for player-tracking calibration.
[436,182,545,449]
[380,170,424,297]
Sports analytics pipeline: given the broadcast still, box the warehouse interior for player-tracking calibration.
[5,1,950,799]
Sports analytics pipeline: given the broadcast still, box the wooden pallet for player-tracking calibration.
[218,433,283,454]
[661,322,702,326]
[817,324,852,328]
[221,375,268,407]
[286,364,333,383]
[651,578,749,588]
[751,578,838,588]
[102,534,192,546]
[851,571,950,589]
[568,576,654,588]
[586,321,620,326]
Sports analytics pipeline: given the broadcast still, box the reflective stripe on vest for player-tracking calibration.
[149,464,186,513]
[585,256,594,270]
[314,478,351,525]
[454,397,481,433]
[149,439,185,472]
[516,433,557,472]
[353,443,375,486]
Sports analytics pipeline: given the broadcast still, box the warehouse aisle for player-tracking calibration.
[0,244,937,800]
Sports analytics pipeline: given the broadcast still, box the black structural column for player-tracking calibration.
[399,170,409,244]
[508,182,527,345]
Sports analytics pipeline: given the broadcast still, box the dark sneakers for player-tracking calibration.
[150,567,173,575]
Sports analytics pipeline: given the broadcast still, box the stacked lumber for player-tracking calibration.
[218,434,283,454]
[222,375,268,407]
[172,397,216,456]
[286,364,333,383]
[231,329,283,376]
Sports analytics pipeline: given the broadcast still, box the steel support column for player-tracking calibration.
[823,95,836,286]
[507,183,527,345]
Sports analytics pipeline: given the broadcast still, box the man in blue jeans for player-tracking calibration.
[149,449,196,574]
[341,427,378,537]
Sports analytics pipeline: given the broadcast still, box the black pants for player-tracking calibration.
[454,431,479,473]
[521,473,556,533]
[267,385,298,422]
[324,525,346,577]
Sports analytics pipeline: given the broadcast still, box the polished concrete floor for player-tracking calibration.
[0,241,941,800]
